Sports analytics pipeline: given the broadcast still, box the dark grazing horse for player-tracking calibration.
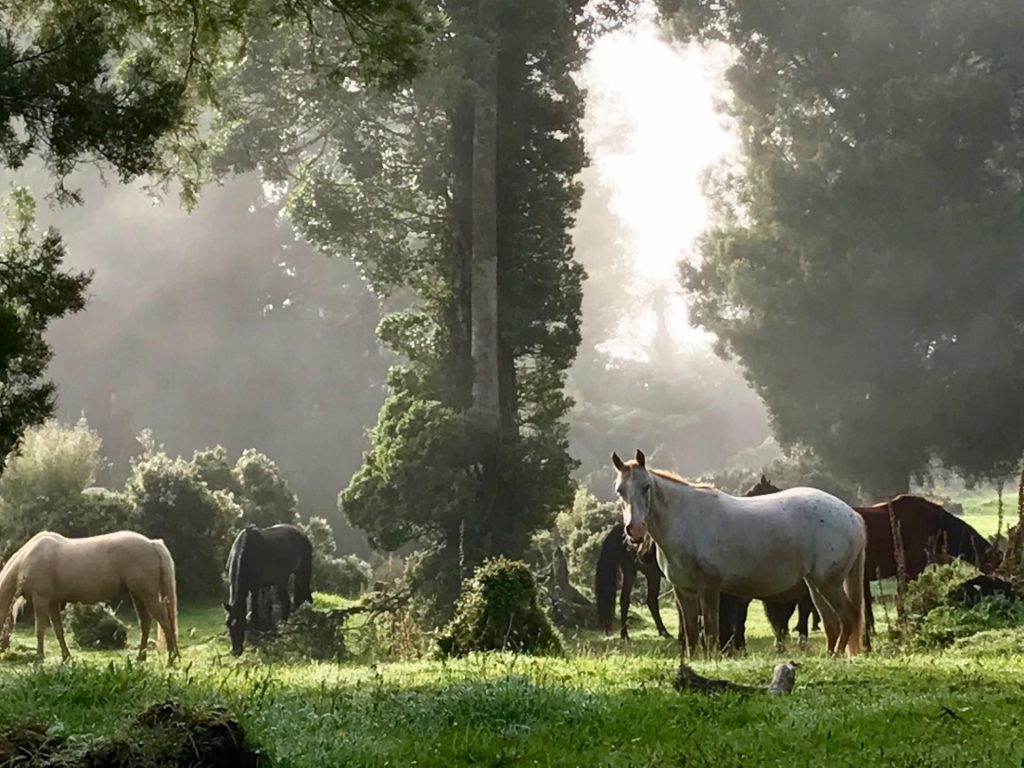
[223,523,314,655]
[724,477,1000,648]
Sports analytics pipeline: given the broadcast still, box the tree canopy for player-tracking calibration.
[663,0,1024,494]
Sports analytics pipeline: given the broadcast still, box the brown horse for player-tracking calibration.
[0,531,179,663]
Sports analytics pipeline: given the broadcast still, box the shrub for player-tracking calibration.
[300,516,373,597]
[553,489,618,600]
[67,604,128,650]
[917,596,1024,648]
[903,560,980,621]
[437,557,562,657]
[256,603,348,662]
[127,443,240,599]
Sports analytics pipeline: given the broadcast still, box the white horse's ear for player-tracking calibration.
[635,449,646,468]
[611,452,626,472]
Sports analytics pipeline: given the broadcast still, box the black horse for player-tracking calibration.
[595,521,671,639]
[224,523,314,655]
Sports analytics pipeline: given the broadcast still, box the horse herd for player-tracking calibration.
[0,521,314,663]
[606,450,1000,656]
[0,449,999,663]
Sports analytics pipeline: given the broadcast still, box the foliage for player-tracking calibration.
[126,439,240,599]
[0,419,128,552]
[232,448,298,527]
[917,596,1024,649]
[256,603,348,663]
[664,0,1024,494]
[190,446,241,496]
[903,561,981,623]
[437,557,562,657]
[67,603,128,651]
[303,515,373,597]
[0,191,91,477]
[552,488,618,599]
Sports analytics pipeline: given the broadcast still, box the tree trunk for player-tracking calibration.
[471,0,501,430]
[448,95,475,408]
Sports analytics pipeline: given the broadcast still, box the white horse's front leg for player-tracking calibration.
[697,586,720,658]
[674,588,701,658]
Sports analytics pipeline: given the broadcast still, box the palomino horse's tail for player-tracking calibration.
[152,539,179,659]
[595,523,624,633]
[294,533,314,606]
[844,534,867,657]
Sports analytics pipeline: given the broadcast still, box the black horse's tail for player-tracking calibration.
[294,531,314,606]
[596,522,625,632]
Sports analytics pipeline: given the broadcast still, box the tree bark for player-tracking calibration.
[471,0,501,430]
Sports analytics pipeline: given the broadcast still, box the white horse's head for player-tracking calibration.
[612,449,654,543]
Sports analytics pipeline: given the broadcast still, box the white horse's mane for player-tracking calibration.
[623,460,717,492]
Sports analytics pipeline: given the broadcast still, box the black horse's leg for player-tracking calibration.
[795,595,813,648]
[646,569,670,638]
[734,597,751,652]
[619,563,635,641]
[276,582,292,623]
[764,600,796,651]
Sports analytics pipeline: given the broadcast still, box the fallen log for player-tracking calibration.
[674,661,798,696]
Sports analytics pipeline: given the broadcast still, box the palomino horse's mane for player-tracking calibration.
[622,460,716,491]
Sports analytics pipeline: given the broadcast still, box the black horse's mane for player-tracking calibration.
[938,510,993,564]
[227,524,261,611]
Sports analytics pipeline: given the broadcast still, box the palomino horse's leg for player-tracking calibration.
[32,599,50,662]
[46,601,71,661]
[142,595,178,664]
[645,570,671,638]
[131,594,152,661]
[674,588,701,658]
[619,565,635,641]
[804,581,840,654]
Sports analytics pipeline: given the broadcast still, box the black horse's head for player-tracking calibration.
[744,473,781,497]
[223,601,246,656]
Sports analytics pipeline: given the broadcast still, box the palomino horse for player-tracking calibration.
[224,523,313,655]
[0,531,179,663]
[612,450,867,657]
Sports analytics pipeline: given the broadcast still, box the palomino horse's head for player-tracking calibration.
[744,473,781,497]
[223,601,246,656]
[612,449,655,543]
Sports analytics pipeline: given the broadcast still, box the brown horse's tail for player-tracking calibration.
[152,539,179,662]
[844,533,867,657]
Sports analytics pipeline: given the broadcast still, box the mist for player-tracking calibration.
[21,15,771,548]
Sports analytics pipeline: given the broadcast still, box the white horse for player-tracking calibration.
[0,531,179,663]
[612,450,866,657]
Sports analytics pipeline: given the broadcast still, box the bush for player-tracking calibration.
[233,449,298,527]
[127,442,240,599]
[437,557,562,657]
[301,516,373,597]
[917,596,1024,648]
[553,489,618,600]
[256,603,348,662]
[67,604,128,650]
[903,560,980,621]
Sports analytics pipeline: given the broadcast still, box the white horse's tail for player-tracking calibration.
[152,540,179,659]
[844,535,867,657]
[0,557,22,652]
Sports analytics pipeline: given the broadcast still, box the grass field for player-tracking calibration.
[0,595,1021,767]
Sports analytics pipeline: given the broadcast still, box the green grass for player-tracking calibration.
[1,598,1022,767]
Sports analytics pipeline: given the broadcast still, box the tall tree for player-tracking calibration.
[663,0,1024,496]
[213,1,634,612]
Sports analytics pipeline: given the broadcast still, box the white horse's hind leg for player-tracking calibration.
[46,601,71,661]
[804,581,840,654]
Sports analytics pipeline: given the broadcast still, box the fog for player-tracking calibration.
[21,19,770,549]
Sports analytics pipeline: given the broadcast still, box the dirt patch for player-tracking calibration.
[0,701,265,767]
